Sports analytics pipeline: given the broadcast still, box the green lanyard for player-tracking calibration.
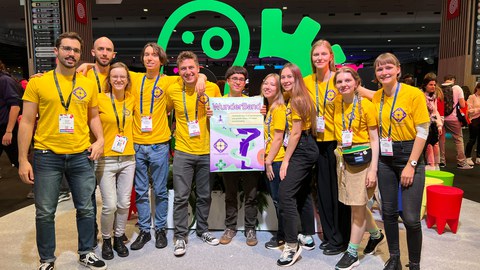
[92,67,102,93]
[110,92,126,134]
[379,83,401,138]
[53,70,76,112]
[315,72,331,116]
[341,94,358,131]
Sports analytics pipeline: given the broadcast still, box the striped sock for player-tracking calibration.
[369,229,381,239]
[347,242,359,257]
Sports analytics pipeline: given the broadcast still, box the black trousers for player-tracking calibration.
[0,124,18,167]
[279,133,318,243]
[316,140,351,248]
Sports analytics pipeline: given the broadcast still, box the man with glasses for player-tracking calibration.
[18,32,107,270]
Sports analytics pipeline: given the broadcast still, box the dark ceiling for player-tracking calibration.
[0,0,442,71]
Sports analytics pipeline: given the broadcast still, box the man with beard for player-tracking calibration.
[87,37,116,93]
[18,32,107,270]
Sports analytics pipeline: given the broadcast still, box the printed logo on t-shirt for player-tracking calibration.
[392,108,407,122]
[153,87,163,98]
[326,89,336,102]
[124,108,132,117]
[198,94,209,104]
[73,87,87,100]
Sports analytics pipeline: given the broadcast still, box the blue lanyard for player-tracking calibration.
[182,84,200,123]
[315,72,331,116]
[341,95,358,131]
[379,83,401,138]
[139,75,160,115]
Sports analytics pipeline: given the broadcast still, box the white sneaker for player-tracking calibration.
[425,165,436,171]
[173,239,186,256]
[466,158,474,166]
[475,158,480,165]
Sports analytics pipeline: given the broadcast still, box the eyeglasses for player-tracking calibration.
[59,46,81,54]
[229,77,246,83]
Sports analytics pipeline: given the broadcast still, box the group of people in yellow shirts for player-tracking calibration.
[18,31,430,270]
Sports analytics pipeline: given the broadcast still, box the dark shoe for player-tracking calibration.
[79,252,107,270]
[277,243,302,267]
[220,228,236,245]
[319,241,330,250]
[323,244,348,256]
[364,231,385,255]
[384,256,402,270]
[130,230,151,250]
[245,228,258,246]
[439,162,446,168]
[114,236,129,257]
[101,238,114,260]
[265,236,285,250]
[121,233,128,243]
[155,229,168,249]
[198,231,219,246]
[335,252,359,270]
[38,262,54,270]
[406,262,420,270]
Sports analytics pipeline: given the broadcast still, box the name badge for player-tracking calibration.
[59,114,74,133]
[380,137,393,156]
[112,135,128,153]
[342,130,353,148]
[316,116,325,133]
[283,132,290,147]
[141,115,152,132]
[187,120,201,137]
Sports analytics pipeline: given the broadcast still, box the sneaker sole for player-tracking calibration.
[78,261,107,270]
[300,243,315,251]
[335,260,360,270]
[174,249,186,257]
[246,240,258,246]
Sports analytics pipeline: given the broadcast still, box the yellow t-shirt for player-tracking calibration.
[23,71,97,154]
[131,72,179,144]
[372,83,430,141]
[98,92,135,156]
[86,68,108,93]
[265,105,286,162]
[166,81,221,155]
[304,73,338,142]
[286,101,311,132]
[333,95,377,143]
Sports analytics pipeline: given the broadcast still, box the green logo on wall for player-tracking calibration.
[157,0,346,76]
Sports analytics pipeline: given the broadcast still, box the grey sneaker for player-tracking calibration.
[219,228,236,245]
[79,252,107,270]
[298,234,315,250]
[173,239,186,257]
[277,243,302,267]
[38,262,54,270]
[245,228,258,246]
[198,232,219,246]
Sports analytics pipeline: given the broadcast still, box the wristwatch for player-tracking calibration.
[410,160,418,167]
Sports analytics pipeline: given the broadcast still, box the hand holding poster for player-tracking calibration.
[210,97,264,172]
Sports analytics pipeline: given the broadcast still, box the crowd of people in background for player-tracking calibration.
[1,30,479,270]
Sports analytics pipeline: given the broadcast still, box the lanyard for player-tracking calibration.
[341,94,358,131]
[110,92,126,133]
[182,84,199,123]
[139,75,160,115]
[315,72,332,116]
[53,70,76,112]
[379,83,401,138]
[266,110,272,139]
[92,67,102,93]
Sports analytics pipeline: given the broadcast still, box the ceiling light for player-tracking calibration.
[421,26,426,29]
[282,6,287,10]
[173,29,177,32]
[417,46,421,49]
[363,49,366,52]
[143,8,148,12]
[387,39,391,42]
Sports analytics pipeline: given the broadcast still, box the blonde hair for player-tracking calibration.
[310,39,336,73]
[261,73,284,110]
[374,53,401,82]
[334,67,362,89]
[281,63,317,135]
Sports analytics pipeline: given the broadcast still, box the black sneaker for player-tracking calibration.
[38,262,54,270]
[265,236,285,250]
[114,236,129,257]
[384,256,401,270]
[121,233,128,243]
[155,229,168,249]
[406,262,420,270]
[439,162,446,168]
[335,252,359,270]
[101,238,114,260]
[79,252,107,270]
[277,243,302,267]
[364,231,385,255]
[130,230,151,250]
[198,232,219,246]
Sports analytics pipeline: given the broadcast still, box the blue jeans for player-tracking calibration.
[134,143,169,232]
[33,150,96,263]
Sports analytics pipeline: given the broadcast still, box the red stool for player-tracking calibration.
[128,186,138,220]
[426,185,464,234]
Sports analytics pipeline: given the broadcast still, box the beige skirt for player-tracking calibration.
[335,144,375,206]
